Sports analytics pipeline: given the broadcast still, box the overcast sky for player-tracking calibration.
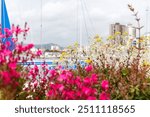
[2,0,150,46]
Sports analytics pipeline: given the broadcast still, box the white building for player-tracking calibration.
[51,45,60,50]
[109,23,136,46]
[31,47,38,52]
[127,24,136,38]
[126,24,137,47]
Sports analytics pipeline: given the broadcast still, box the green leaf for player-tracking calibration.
[121,68,129,76]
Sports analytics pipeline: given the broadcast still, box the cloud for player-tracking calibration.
[3,0,150,46]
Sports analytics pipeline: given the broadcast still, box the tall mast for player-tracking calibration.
[79,1,82,51]
[40,0,43,49]
[76,0,82,51]
[146,7,149,34]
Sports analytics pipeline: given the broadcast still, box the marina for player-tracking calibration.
[1,0,150,102]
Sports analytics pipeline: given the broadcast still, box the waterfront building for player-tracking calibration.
[109,23,136,46]
[127,24,136,38]
[51,45,60,51]
[110,23,126,35]
[109,23,127,45]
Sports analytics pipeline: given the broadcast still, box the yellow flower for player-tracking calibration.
[74,42,79,47]
[62,52,67,56]
[94,34,102,43]
[96,38,102,42]
[59,56,64,61]
[139,38,144,43]
[143,60,150,66]
[122,32,128,36]
[67,46,72,49]
[115,31,121,36]
[107,35,114,40]
[85,59,92,64]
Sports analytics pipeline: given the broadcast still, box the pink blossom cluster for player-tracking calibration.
[25,64,110,100]
[0,24,29,39]
[100,80,110,100]
[0,24,37,90]
[0,48,21,87]
[0,24,111,100]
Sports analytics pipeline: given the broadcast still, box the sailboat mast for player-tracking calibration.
[40,0,43,49]
[146,7,149,34]
[79,0,83,51]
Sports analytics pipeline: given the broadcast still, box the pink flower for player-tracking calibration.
[58,85,65,92]
[16,44,23,52]
[11,24,16,33]
[49,69,57,77]
[33,81,38,88]
[8,62,17,70]
[41,78,47,83]
[12,38,18,43]
[15,26,23,35]
[76,91,82,98]
[57,74,67,82]
[83,77,91,86]
[10,69,20,78]
[46,90,56,97]
[75,76,82,88]
[0,71,11,85]
[3,49,12,56]
[91,74,98,84]
[87,96,97,100]
[63,91,75,100]
[27,44,34,49]
[101,80,109,91]
[82,87,94,96]
[0,55,4,63]
[36,49,42,56]
[0,33,4,38]
[66,71,73,78]
[34,65,39,72]
[99,91,110,100]
[85,65,93,72]
[19,44,34,52]
[28,70,36,79]
[6,41,11,47]
[4,28,13,37]
[58,65,62,69]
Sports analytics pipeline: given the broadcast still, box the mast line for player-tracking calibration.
[40,0,43,49]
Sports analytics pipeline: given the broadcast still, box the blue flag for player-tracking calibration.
[1,0,15,50]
